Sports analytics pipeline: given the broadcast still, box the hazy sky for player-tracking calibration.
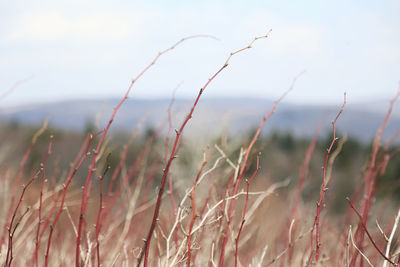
[1,0,399,106]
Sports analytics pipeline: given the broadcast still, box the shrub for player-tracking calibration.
[0,32,399,267]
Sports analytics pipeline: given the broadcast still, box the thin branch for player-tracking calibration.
[139,31,271,267]
[95,154,111,267]
[383,207,400,267]
[312,93,346,263]
[349,226,374,267]
[376,220,390,242]
[219,69,305,267]
[0,75,33,102]
[77,35,212,267]
[5,169,41,267]
[187,154,208,266]
[34,136,53,267]
[347,198,396,265]
[235,153,261,267]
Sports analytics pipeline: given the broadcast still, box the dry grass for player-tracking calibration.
[0,33,399,267]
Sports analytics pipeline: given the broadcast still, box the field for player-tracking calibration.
[0,33,400,267]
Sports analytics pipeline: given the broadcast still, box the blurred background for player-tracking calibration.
[0,0,399,140]
[0,2,399,265]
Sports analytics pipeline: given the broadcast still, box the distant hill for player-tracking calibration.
[0,98,399,142]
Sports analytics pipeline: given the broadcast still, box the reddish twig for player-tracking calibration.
[76,35,210,267]
[139,30,272,267]
[187,156,208,266]
[312,93,346,263]
[34,136,53,267]
[0,75,33,102]
[364,85,400,216]
[8,207,30,267]
[104,113,147,203]
[235,153,261,267]
[39,134,92,242]
[352,84,400,266]
[293,122,322,218]
[140,67,226,267]
[45,132,101,267]
[347,198,397,266]
[5,169,41,267]
[95,154,111,267]
[219,69,304,267]
[286,123,322,264]
[101,119,166,227]
[0,119,48,248]
[165,84,181,250]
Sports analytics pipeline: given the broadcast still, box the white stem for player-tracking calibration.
[383,207,400,267]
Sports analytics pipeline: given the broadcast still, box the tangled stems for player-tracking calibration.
[74,35,211,267]
[219,70,304,267]
[138,30,272,267]
[347,198,397,266]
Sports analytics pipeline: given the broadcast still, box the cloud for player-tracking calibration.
[3,11,146,43]
[0,1,398,106]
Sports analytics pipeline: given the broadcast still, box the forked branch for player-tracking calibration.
[138,30,272,267]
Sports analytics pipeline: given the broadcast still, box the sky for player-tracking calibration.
[0,0,399,107]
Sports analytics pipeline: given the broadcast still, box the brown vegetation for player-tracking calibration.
[0,33,399,267]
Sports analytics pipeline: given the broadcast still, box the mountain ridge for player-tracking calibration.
[0,98,399,142]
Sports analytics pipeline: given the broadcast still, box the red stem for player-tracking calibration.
[286,124,321,264]
[187,160,207,266]
[8,207,30,267]
[352,85,400,266]
[137,31,271,267]
[104,115,145,204]
[347,198,396,265]
[0,145,33,248]
[219,71,303,267]
[76,35,206,267]
[293,123,322,218]
[139,65,226,267]
[33,136,53,267]
[96,155,111,267]
[312,93,346,263]
[45,132,100,267]
[5,169,41,267]
[44,226,53,267]
[105,144,128,201]
[165,88,179,249]
[101,120,166,227]
[235,153,260,267]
